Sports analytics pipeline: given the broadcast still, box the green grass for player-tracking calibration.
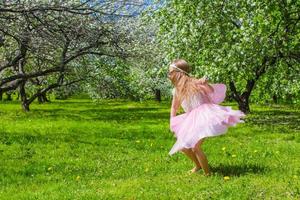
[0,99,300,199]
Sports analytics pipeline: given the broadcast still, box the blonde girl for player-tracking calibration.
[168,59,246,176]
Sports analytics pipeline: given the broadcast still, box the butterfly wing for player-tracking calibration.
[208,83,227,104]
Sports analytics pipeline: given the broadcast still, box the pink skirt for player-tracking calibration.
[169,103,246,155]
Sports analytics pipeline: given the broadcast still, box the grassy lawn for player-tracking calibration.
[0,99,299,199]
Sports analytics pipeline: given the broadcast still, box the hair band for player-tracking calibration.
[170,64,189,75]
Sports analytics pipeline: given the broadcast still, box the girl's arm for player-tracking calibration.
[170,93,180,117]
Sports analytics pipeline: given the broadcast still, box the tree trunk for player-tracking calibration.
[238,96,250,114]
[22,101,30,112]
[37,92,49,103]
[16,92,20,100]
[37,94,43,103]
[42,93,50,102]
[155,89,161,102]
[19,81,30,112]
[228,56,275,113]
[38,93,49,104]
[6,92,12,101]
[0,91,2,101]
[272,94,278,103]
[229,81,251,114]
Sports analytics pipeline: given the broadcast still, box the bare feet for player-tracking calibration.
[204,171,212,176]
[189,166,201,173]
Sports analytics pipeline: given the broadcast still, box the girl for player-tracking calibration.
[168,59,246,176]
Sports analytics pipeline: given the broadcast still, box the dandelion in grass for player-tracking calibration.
[293,175,298,179]
[224,176,230,180]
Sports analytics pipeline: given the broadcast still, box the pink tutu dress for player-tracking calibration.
[169,83,246,155]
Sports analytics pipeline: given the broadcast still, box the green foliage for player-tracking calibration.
[84,15,173,101]
[0,100,300,199]
[0,1,144,111]
[152,0,300,103]
[84,57,134,99]
[83,57,172,101]
[53,84,82,100]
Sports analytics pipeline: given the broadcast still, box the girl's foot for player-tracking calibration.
[204,172,212,176]
[189,166,201,173]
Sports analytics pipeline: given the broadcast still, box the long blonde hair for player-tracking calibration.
[169,59,211,103]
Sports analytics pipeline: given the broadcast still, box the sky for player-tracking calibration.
[96,0,165,16]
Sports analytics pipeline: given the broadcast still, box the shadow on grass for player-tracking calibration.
[30,107,169,122]
[211,163,268,176]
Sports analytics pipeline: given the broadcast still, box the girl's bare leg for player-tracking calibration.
[192,139,211,176]
[181,148,202,173]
